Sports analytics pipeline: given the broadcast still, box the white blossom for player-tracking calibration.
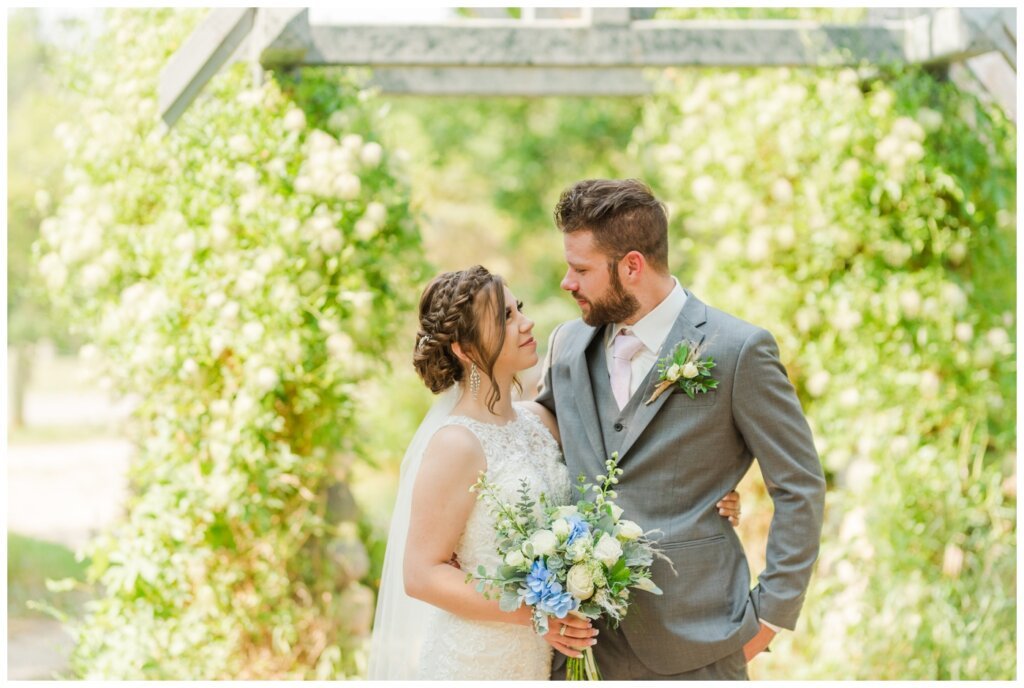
[360,141,383,167]
[284,108,306,132]
[228,134,254,156]
[333,173,361,200]
[256,367,279,394]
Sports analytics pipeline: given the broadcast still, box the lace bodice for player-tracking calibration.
[444,404,572,573]
[416,403,571,680]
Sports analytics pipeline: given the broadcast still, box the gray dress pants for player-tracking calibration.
[550,624,749,681]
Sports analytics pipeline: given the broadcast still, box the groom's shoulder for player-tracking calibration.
[699,300,772,349]
[550,318,595,346]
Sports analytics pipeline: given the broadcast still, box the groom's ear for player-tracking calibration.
[621,250,646,279]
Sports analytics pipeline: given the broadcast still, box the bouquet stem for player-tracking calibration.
[566,647,602,680]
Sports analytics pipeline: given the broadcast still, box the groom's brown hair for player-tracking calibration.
[553,178,669,272]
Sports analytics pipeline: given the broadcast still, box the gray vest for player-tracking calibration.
[588,333,652,458]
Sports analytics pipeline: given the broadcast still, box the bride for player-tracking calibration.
[367,266,740,680]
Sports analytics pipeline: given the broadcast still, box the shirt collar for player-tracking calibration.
[605,277,687,354]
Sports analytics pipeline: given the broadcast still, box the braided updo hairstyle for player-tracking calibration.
[413,265,510,412]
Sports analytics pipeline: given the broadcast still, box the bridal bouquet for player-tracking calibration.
[468,451,669,680]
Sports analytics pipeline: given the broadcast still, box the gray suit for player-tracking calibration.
[537,290,826,679]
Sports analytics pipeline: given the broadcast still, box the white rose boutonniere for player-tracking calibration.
[646,339,718,405]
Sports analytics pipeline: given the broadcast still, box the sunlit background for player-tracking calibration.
[6,6,1016,680]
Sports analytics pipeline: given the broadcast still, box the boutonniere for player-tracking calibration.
[645,340,718,405]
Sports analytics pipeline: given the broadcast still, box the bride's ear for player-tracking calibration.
[451,341,469,364]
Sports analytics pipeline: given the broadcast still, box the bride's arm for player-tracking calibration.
[403,425,530,624]
[403,424,596,656]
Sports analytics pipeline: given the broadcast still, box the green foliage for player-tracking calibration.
[378,96,643,336]
[34,8,426,679]
[634,65,1015,679]
[8,533,91,619]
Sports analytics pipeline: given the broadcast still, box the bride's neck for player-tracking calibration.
[456,377,516,422]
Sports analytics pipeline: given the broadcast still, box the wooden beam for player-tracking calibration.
[277,20,906,69]
[158,8,255,128]
[368,66,654,96]
[904,7,1017,68]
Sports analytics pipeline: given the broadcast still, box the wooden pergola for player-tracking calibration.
[159,7,1016,128]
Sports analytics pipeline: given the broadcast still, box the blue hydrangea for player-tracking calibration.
[522,559,579,618]
[565,514,591,546]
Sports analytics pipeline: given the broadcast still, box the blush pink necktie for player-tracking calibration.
[611,328,645,410]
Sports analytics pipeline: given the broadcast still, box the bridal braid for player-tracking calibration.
[413,266,508,411]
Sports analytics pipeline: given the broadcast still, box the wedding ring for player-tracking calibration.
[559,625,567,637]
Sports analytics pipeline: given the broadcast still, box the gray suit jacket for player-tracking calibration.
[536,290,826,675]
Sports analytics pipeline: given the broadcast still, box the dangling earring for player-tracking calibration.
[469,363,481,399]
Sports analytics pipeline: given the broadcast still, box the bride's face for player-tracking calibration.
[487,284,538,376]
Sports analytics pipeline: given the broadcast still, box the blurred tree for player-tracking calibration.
[7,8,75,427]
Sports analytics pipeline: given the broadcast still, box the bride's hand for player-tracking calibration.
[717,489,742,527]
[542,615,599,659]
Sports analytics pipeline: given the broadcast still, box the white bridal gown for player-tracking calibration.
[416,404,572,680]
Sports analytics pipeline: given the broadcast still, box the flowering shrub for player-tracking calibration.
[634,66,1015,679]
[34,9,425,678]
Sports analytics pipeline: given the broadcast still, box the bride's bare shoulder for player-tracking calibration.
[516,401,560,445]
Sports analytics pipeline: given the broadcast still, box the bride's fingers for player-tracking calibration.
[560,624,599,639]
[560,616,593,630]
[554,642,584,659]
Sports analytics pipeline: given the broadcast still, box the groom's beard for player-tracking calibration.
[576,268,640,327]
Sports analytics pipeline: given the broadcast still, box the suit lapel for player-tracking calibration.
[618,292,708,461]
[569,323,608,464]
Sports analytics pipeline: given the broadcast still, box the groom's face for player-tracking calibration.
[561,230,639,327]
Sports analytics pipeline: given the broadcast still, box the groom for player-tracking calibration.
[536,179,826,680]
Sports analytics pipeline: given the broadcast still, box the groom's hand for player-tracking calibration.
[717,490,742,527]
[742,622,776,662]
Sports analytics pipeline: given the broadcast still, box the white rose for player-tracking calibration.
[553,505,578,519]
[504,550,526,568]
[283,107,306,132]
[528,530,559,557]
[682,362,699,379]
[593,533,623,567]
[615,520,643,541]
[566,563,595,601]
[666,363,681,381]
[609,504,624,522]
[552,518,571,539]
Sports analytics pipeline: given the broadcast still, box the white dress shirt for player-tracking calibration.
[603,277,687,398]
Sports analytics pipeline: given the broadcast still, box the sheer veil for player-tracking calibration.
[367,384,462,680]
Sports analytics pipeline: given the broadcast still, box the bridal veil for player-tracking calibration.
[367,385,461,679]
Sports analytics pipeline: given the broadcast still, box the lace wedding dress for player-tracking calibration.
[415,403,572,680]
